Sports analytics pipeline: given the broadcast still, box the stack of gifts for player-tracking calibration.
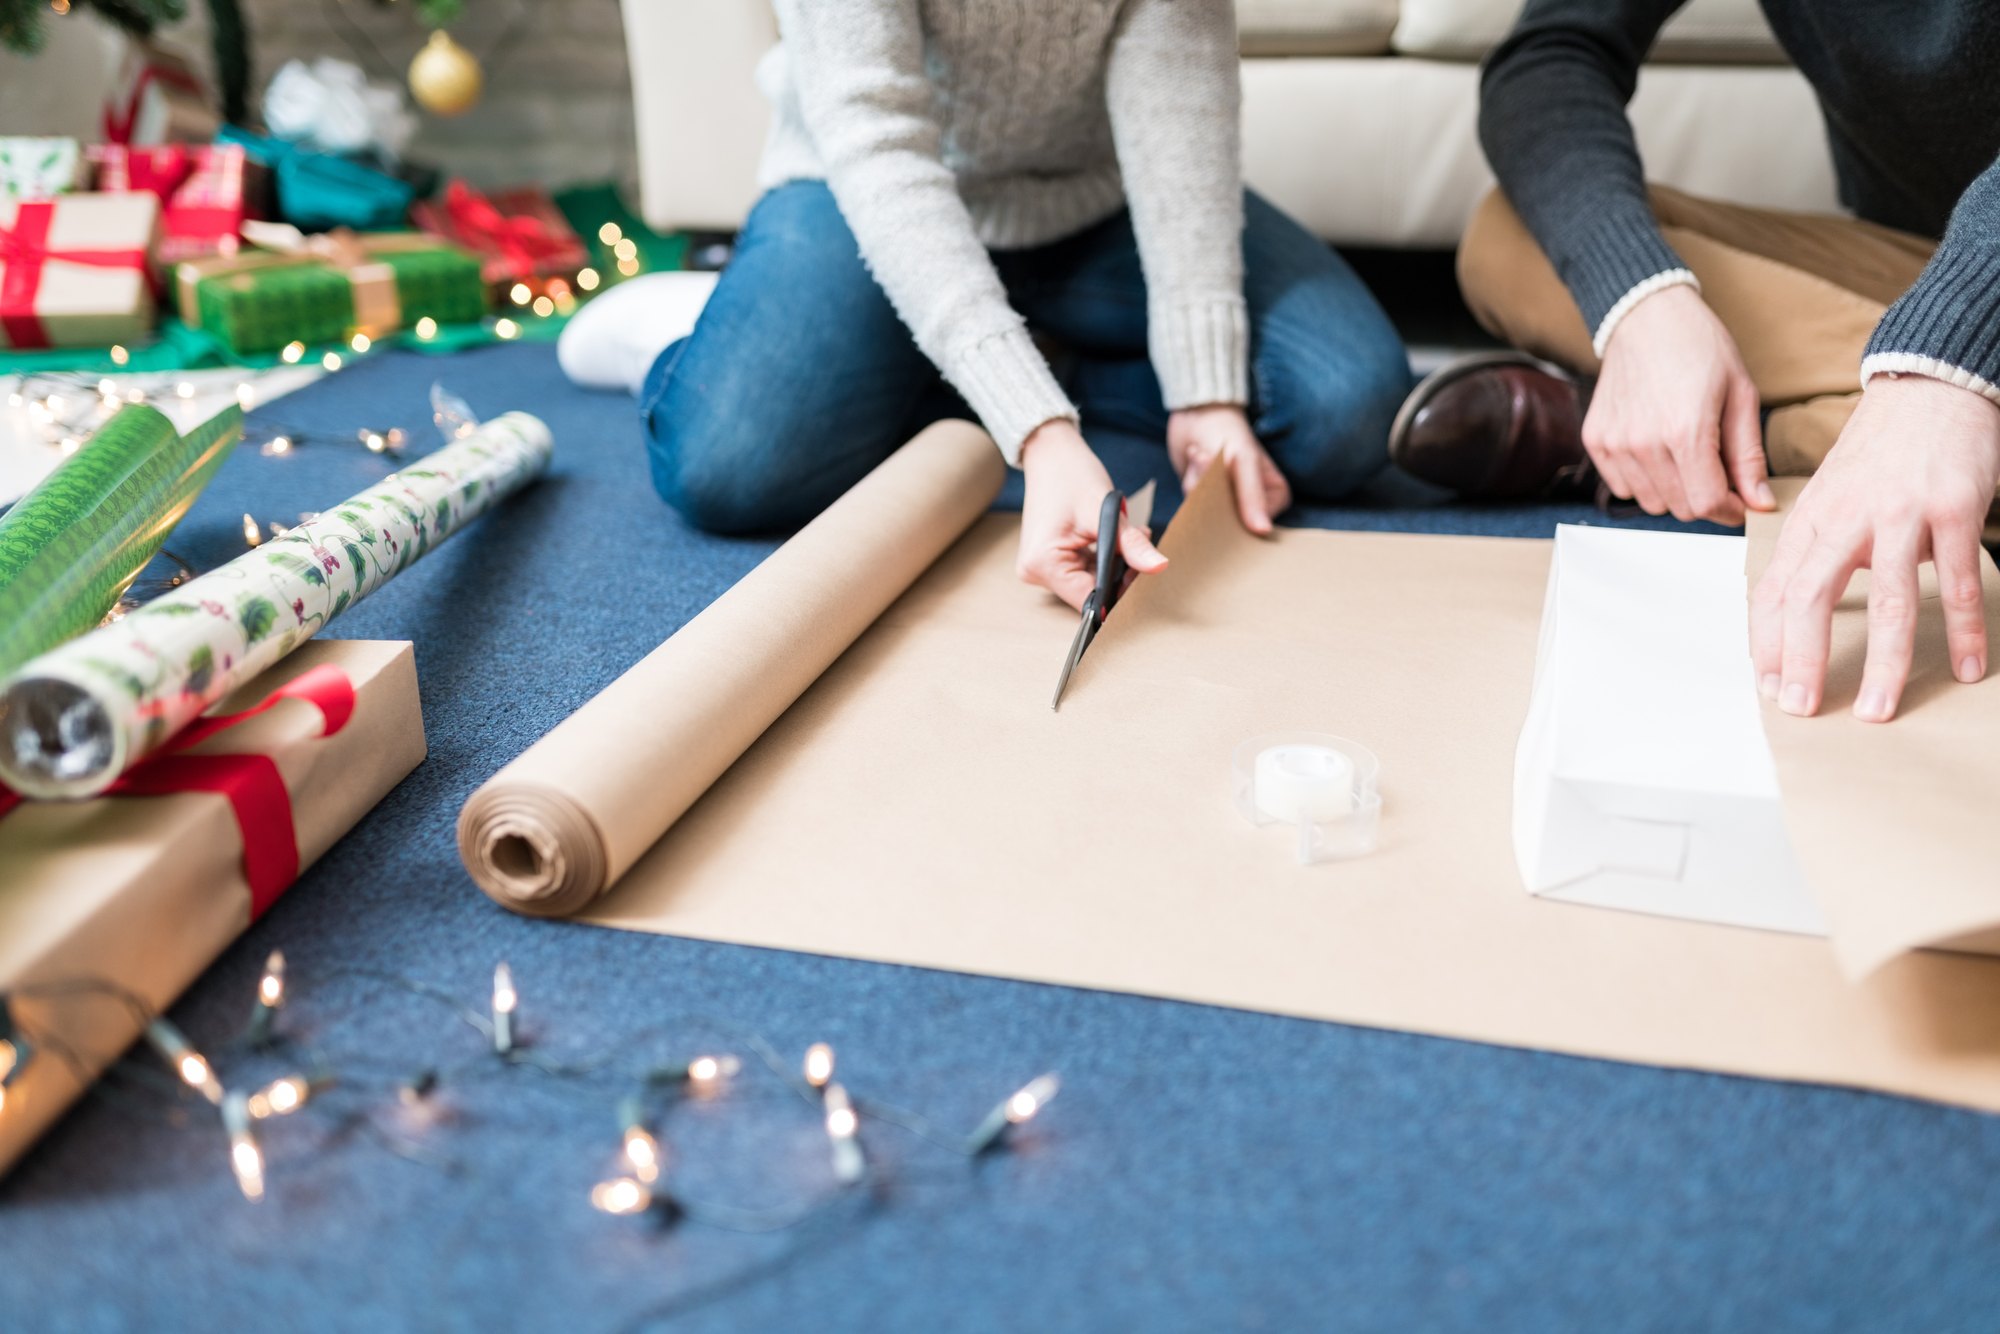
[175,220,487,356]
[412,180,589,294]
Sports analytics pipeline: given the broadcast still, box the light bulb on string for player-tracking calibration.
[576,268,599,292]
[280,341,305,365]
[966,1073,1060,1153]
[491,963,517,1054]
[509,282,531,306]
[175,382,195,399]
[597,222,622,246]
[109,344,129,366]
[415,316,438,340]
[321,351,343,372]
[684,1053,739,1096]
[246,1075,312,1120]
[144,1019,225,1106]
[350,333,372,353]
[260,435,293,457]
[236,382,257,410]
[242,514,263,548]
[590,1176,654,1216]
[803,1043,835,1090]
[493,318,520,340]
[531,296,555,319]
[248,950,285,1043]
[821,1082,866,1184]
[223,1091,265,1202]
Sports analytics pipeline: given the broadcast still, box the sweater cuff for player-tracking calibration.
[948,325,1079,467]
[1592,269,1700,357]
[1550,211,1690,344]
[1864,243,2000,404]
[1150,296,1250,410]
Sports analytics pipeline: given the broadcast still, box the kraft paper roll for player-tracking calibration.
[0,411,550,799]
[0,403,241,677]
[458,419,1006,917]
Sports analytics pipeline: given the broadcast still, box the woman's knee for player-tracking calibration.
[646,412,793,534]
[1263,333,1411,501]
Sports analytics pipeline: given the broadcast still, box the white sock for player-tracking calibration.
[556,270,721,395]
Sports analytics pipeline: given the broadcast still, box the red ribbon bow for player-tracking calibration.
[0,665,357,920]
[0,201,153,350]
[442,180,569,281]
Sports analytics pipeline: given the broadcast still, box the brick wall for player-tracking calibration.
[180,0,640,191]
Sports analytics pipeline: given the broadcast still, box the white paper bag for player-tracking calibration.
[1513,526,1824,935]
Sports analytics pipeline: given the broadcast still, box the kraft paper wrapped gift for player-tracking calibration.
[0,639,425,1178]
[175,223,486,356]
[0,192,160,350]
[0,138,83,202]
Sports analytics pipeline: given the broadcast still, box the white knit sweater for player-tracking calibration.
[758,0,1249,464]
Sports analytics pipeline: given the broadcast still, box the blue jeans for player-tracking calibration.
[641,180,1411,533]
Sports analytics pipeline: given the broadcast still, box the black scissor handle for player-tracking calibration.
[1093,489,1125,621]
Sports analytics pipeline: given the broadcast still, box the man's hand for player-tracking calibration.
[1586,284,1775,525]
[1167,404,1291,535]
[1750,376,2000,722]
[1018,419,1167,610]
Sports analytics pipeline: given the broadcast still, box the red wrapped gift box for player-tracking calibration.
[90,142,268,270]
[411,180,588,288]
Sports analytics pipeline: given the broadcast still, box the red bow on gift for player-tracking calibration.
[102,60,207,146]
[0,665,357,920]
[441,180,570,281]
[0,201,153,350]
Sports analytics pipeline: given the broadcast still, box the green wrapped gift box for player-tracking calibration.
[174,225,487,356]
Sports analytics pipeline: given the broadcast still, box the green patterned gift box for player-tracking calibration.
[175,227,488,357]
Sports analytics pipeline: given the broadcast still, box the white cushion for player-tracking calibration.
[1237,0,1399,57]
[1392,0,1785,64]
[1240,57,1836,247]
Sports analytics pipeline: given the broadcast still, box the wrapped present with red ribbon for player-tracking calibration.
[90,142,271,271]
[411,179,589,289]
[0,192,160,350]
[0,640,424,1178]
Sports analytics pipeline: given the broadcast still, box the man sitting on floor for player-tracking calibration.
[1391,0,2000,725]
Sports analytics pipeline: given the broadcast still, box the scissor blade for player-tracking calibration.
[1050,600,1098,710]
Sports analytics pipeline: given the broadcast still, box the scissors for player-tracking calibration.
[1050,481,1154,711]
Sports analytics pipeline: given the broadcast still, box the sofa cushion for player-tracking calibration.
[1392,0,1785,65]
[1238,0,1399,57]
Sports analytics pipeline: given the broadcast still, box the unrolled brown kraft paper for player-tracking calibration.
[463,432,2000,1114]
[458,420,1008,916]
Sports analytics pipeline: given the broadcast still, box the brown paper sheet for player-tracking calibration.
[458,421,1008,916]
[1749,478,2000,977]
[494,443,2000,1113]
[0,640,426,1175]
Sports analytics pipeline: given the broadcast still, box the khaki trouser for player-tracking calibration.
[1457,185,1936,475]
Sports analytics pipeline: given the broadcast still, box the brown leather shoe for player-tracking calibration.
[1389,352,1594,501]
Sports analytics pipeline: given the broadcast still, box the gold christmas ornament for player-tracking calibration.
[409,29,483,117]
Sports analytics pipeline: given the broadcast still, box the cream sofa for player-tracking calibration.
[620,0,1840,249]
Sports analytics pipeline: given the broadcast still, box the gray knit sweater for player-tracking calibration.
[758,0,1249,464]
[1481,0,2000,406]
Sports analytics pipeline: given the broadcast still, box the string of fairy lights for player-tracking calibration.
[0,955,1059,1223]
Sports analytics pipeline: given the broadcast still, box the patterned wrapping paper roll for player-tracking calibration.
[0,411,551,799]
[0,404,242,677]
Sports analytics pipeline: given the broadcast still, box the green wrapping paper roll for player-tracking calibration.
[0,411,551,799]
[0,405,242,678]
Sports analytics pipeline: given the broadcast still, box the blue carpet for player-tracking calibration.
[2,343,1994,1334]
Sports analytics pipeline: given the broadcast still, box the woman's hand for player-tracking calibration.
[1167,405,1291,534]
[1017,419,1166,610]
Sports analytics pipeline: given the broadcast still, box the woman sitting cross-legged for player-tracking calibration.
[560,0,1412,609]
